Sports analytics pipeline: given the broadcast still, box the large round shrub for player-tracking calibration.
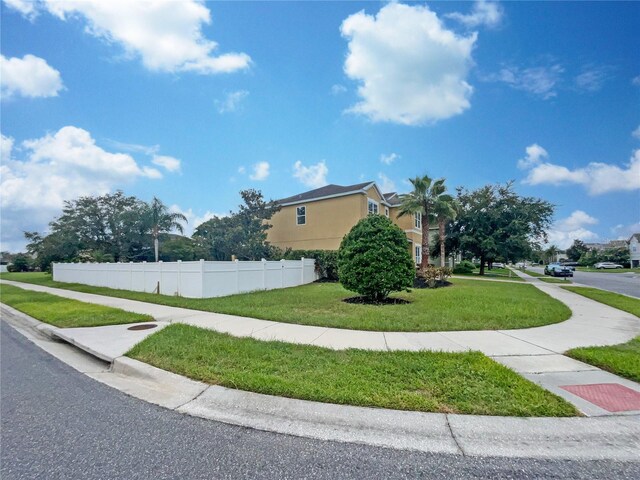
[338,215,415,302]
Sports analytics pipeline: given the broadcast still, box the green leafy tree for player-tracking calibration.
[449,183,554,275]
[566,239,589,262]
[8,254,32,272]
[398,175,448,268]
[193,189,280,261]
[145,197,188,262]
[545,245,560,264]
[338,215,414,302]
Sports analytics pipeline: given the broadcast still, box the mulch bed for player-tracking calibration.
[343,296,411,305]
[412,278,453,289]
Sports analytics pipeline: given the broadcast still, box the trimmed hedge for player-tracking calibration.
[282,249,338,281]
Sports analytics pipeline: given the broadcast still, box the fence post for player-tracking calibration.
[300,257,305,284]
[280,259,285,288]
[158,260,163,295]
[142,261,147,293]
[235,259,240,294]
[262,258,267,290]
[177,260,182,296]
[129,261,133,290]
[200,259,205,298]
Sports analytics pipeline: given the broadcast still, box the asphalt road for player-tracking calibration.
[529,266,640,298]
[2,321,639,480]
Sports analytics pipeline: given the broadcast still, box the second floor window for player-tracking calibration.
[368,199,379,215]
[415,213,422,229]
[385,207,389,217]
[296,206,306,225]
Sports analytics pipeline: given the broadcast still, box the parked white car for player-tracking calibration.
[593,262,623,269]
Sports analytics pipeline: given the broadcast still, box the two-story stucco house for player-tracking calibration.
[629,233,640,268]
[267,181,435,264]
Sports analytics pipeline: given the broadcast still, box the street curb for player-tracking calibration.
[2,302,640,461]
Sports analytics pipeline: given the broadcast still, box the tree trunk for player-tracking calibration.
[439,219,446,268]
[479,254,485,275]
[154,236,159,262]
[421,212,430,269]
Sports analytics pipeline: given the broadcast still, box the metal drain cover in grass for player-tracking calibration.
[127,324,158,331]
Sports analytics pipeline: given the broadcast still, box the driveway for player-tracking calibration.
[528,267,640,298]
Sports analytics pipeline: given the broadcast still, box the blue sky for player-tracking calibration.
[1,0,639,252]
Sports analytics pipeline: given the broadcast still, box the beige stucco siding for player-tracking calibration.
[267,194,365,250]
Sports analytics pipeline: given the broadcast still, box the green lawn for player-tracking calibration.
[576,267,640,274]
[0,283,152,327]
[455,267,524,282]
[1,273,571,332]
[128,324,578,417]
[562,287,639,382]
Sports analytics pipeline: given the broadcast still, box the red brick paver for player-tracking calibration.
[560,383,640,412]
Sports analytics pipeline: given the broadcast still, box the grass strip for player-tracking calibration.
[1,273,571,332]
[567,337,640,383]
[523,269,545,277]
[576,267,640,274]
[538,278,572,284]
[128,323,578,417]
[0,283,152,328]
[561,286,640,317]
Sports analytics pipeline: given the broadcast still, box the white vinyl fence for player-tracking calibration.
[53,259,317,298]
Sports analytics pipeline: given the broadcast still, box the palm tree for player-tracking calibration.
[398,175,447,268]
[146,197,188,262]
[432,194,459,267]
[545,245,559,264]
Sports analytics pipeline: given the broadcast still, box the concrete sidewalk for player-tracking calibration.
[2,278,640,416]
[2,279,638,355]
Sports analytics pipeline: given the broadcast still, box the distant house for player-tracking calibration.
[629,233,640,268]
[267,181,433,265]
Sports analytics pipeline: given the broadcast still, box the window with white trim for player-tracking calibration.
[384,207,389,217]
[368,198,379,215]
[414,213,421,229]
[415,245,422,263]
[296,206,306,225]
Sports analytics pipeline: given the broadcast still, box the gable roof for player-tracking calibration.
[383,192,401,206]
[276,181,391,206]
[629,233,640,242]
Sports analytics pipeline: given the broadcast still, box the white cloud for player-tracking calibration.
[215,90,249,113]
[517,143,548,169]
[633,125,640,140]
[632,75,640,87]
[340,3,476,126]
[611,222,640,240]
[331,84,347,95]
[485,63,564,99]
[521,146,640,195]
[249,161,270,181]
[547,210,599,250]
[36,0,251,74]
[104,139,159,155]
[446,1,503,28]
[237,166,246,174]
[1,126,168,251]
[152,154,181,172]
[292,160,328,189]
[1,54,63,98]
[377,173,396,193]
[1,133,15,161]
[380,152,399,165]
[575,65,613,92]
[3,0,38,19]
[169,205,225,236]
